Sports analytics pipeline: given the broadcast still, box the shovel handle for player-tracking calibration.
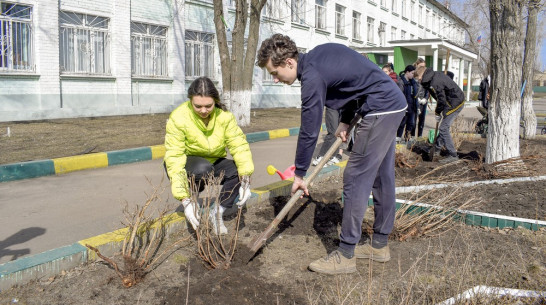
[248,114,362,254]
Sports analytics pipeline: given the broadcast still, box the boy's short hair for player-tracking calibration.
[256,34,298,68]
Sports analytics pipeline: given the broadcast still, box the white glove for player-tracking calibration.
[181,198,200,230]
[418,98,427,105]
[237,176,251,208]
[435,114,442,122]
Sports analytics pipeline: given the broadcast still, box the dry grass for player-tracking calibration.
[85,177,188,287]
[304,225,546,304]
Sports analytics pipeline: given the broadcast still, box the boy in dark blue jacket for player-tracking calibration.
[396,65,420,142]
[257,34,406,274]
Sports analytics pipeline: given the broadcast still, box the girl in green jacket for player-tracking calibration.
[164,77,254,234]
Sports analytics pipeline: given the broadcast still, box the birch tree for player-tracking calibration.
[487,0,524,164]
[520,0,543,139]
[213,0,267,126]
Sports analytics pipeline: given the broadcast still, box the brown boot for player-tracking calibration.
[308,250,357,274]
[354,243,391,262]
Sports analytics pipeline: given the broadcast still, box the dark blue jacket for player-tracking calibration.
[397,72,419,113]
[295,43,407,176]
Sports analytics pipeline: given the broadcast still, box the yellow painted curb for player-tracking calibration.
[269,129,290,139]
[53,153,108,174]
[151,145,166,159]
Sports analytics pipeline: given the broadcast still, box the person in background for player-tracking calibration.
[414,66,465,163]
[413,58,429,138]
[382,63,399,82]
[257,34,406,274]
[478,75,490,109]
[396,65,419,143]
[312,107,343,167]
[164,77,254,235]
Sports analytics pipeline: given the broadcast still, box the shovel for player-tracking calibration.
[428,121,440,161]
[245,114,361,261]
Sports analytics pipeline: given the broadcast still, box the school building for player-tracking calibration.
[0,0,476,122]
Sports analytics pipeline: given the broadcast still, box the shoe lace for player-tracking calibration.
[325,251,342,264]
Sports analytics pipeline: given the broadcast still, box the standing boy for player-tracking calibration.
[257,34,406,274]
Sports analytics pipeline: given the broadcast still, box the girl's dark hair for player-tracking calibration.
[256,34,298,68]
[187,77,226,110]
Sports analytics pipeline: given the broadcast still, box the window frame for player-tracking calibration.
[184,30,215,80]
[367,17,375,44]
[315,0,327,30]
[352,11,361,40]
[59,11,111,75]
[0,2,34,72]
[291,0,306,24]
[335,4,345,36]
[131,22,168,78]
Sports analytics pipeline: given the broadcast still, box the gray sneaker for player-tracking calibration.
[308,250,357,274]
[326,156,341,166]
[354,243,391,262]
[439,155,460,164]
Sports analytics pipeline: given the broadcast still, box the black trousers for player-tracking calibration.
[165,156,240,208]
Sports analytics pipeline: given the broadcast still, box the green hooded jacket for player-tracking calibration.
[164,101,254,200]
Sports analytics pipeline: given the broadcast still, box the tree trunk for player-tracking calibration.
[487,0,524,164]
[520,0,540,139]
[213,0,266,127]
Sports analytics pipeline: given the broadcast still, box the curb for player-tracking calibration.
[0,124,325,183]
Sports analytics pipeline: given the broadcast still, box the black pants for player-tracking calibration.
[164,156,240,209]
[396,107,416,139]
[412,102,427,137]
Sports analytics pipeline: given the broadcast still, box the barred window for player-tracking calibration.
[315,0,326,30]
[131,22,167,77]
[59,11,110,75]
[0,2,33,72]
[185,30,214,79]
[335,4,345,36]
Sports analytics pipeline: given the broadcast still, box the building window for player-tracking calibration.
[291,0,305,24]
[315,0,326,30]
[410,1,415,21]
[401,0,406,18]
[0,2,33,72]
[426,10,430,29]
[380,0,387,8]
[352,11,361,40]
[378,22,386,46]
[401,30,406,40]
[59,11,110,75]
[432,13,436,31]
[367,17,374,44]
[264,0,282,20]
[131,22,167,77]
[391,26,397,41]
[185,30,215,79]
[410,33,414,39]
[335,4,345,36]
[392,0,397,13]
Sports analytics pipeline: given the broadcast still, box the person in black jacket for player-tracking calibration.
[257,34,406,274]
[478,76,490,109]
[396,65,419,143]
[415,66,465,163]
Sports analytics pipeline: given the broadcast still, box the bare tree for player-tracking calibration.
[487,0,524,164]
[213,0,267,127]
[521,0,543,139]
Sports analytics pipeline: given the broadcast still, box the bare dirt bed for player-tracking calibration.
[0,108,302,165]
[1,137,545,304]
